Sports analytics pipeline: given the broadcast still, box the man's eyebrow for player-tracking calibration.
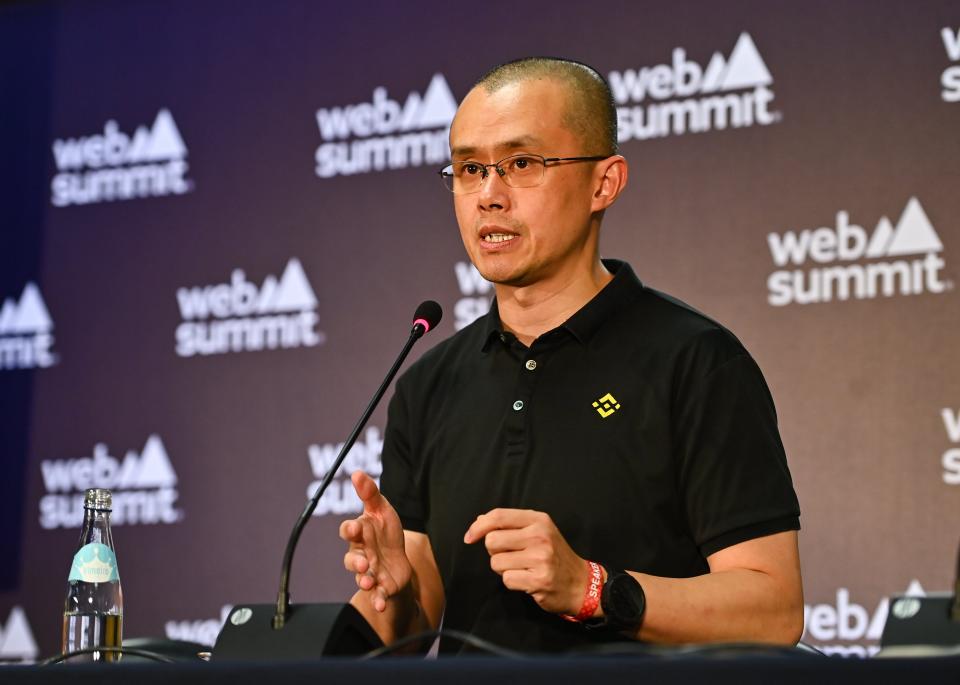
[451,135,545,159]
[450,145,477,158]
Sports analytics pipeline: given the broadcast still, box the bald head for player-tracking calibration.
[473,57,618,156]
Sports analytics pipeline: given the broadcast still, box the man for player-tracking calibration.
[340,57,803,653]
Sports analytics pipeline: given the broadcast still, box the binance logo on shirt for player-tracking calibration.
[593,393,621,418]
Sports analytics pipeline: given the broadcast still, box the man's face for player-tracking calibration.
[448,79,599,288]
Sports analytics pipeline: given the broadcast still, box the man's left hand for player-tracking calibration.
[464,508,590,616]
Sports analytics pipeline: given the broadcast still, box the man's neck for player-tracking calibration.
[494,259,613,347]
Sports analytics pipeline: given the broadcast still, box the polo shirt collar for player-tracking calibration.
[480,259,643,352]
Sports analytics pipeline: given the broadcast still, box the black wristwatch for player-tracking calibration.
[596,570,646,632]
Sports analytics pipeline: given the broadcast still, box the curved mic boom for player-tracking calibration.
[272,301,442,629]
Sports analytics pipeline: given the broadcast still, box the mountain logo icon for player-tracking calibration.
[116,434,179,490]
[257,259,319,314]
[701,32,774,93]
[865,197,943,258]
[407,73,458,130]
[125,109,188,164]
[0,283,53,336]
[0,607,39,662]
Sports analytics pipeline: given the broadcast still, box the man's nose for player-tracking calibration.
[477,166,510,208]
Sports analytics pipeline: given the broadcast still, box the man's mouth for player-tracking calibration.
[482,233,517,244]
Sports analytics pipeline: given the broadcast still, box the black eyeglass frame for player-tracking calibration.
[438,154,611,194]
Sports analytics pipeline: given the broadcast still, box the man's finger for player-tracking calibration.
[351,471,387,513]
[339,518,363,542]
[483,528,530,554]
[489,549,535,575]
[347,549,371,575]
[344,549,370,574]
[372,585,388,613]
[464,508,540,543]
[358,518,380,571]
[501,568,536,593]
[358,572,376,591]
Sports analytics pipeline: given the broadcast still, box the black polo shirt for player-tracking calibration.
[380,260,800,653]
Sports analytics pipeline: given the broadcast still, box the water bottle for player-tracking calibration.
[62,488,123,662]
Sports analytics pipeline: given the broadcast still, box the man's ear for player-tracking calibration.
[591,155,628,213]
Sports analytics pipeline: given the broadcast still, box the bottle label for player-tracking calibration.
[68,543,120,583]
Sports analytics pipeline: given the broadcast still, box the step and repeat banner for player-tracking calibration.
[1,0,958,661]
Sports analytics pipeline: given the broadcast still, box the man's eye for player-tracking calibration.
[461,163,481,176]
[508,156,539,172]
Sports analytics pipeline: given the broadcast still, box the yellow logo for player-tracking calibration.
[592,393,621,418]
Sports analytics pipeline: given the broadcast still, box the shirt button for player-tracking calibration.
[512,400,524,411]
[525,359,537,371]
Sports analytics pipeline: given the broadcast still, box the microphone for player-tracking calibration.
[213,301,442,660]
[412,299,442,338]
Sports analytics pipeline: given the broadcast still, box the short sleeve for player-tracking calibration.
[672,331,800,558]
[378,376,428,533]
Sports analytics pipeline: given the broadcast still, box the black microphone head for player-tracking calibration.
[412,300,443,334]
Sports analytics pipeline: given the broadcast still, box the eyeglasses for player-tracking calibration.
[438,153,610,194]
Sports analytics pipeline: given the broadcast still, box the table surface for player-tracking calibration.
[3,654,960,685]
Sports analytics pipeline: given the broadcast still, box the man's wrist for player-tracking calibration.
[563,560,605,622]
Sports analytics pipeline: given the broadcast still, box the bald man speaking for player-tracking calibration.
[339,57,802,654]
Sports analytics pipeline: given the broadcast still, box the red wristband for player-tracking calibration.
[563,560,604,622]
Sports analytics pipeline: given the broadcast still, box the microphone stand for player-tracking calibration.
[213,303,440,660]
[272,322,428,629]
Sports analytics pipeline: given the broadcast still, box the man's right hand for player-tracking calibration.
[340,470,412,613]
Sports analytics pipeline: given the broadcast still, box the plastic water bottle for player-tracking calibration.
[62,488,123,662]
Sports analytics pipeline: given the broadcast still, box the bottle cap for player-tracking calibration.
[84,488,112,511]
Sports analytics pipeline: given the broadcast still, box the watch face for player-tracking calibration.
[607,574,645,627]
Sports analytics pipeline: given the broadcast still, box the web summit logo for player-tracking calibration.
[804,580,925,658]
[51,109,192,207]
[314,74,457,178]
[0,283,56,371]
[165,605,233,647]
[767,197,951,306]
[942,26,960,102]
[306,427,383,517]
[943,407,960,485]
[176,258,324,357]
[610,32,779,142]
[0,607,39,663]
[452,261,492,331]
[39,435,182,530]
